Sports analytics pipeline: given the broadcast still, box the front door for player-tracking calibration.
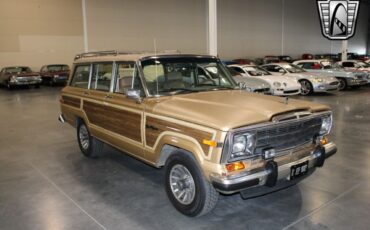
[98,62,145,158]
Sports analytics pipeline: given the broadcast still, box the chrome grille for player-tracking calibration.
[16,77,34,82]
[255,117,322,153]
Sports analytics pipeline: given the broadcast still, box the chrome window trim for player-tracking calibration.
[221,111,332,163]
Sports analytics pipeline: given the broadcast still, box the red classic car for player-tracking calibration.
[0,66,42,89]
[40,64,70,86]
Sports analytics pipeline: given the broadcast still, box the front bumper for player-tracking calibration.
[347,78,367,86]
[210,142,337,194]
[313,82,339,92]
[10,80,41,86]
[272,87,301,96]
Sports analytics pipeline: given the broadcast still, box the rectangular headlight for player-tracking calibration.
[229,131,256,161]
[320,114,332,135]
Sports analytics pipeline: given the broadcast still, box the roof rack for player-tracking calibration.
[74,50,181,60]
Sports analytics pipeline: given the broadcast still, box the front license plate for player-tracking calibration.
[290,161,308,180]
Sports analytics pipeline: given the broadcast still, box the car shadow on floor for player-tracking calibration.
[65,144,310,230]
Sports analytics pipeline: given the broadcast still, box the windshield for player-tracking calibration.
[4,67,32,73]
[244,66,271,76]
[320,61,333,69]
[283,64,305,73]
[141,57,236,96]
[47,65,69,72]
[356,62,370,68]
[226,67,241,77]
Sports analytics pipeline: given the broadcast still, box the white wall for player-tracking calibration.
[85,0,208,54]
[0,0,84,71]
[0,0,368,70]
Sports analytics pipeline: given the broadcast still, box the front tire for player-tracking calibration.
[337,78,347,91]
[77,121,103,158]
[164,151,219,217]
[299,80,313,95]
[6,81,13,90]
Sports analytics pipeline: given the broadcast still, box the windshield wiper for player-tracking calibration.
[209,86,234,91]
[158,88,199,95]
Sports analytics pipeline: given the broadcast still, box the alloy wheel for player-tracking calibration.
[78,124,90,151]
[169,164,196,205]
[300,80,312,95]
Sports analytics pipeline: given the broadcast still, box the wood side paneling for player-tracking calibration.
[145,117,213,154]
[62,96,80,108]
[83,101,142,142]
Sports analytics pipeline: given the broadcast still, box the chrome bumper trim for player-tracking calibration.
[324,141,337,159]
[211,142,336,194]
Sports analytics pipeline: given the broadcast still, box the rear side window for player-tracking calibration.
[91,63,113,91]
[70,65,90,89]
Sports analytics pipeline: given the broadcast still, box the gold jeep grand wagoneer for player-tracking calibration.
[59,51,337,217]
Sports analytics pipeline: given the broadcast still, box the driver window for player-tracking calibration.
[114,62,144,96]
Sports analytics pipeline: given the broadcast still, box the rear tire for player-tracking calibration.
[77,121,103,158]
[164,151,219,217]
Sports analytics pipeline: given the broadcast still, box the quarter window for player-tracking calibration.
[70,65,90,89]
[91,63,113,91]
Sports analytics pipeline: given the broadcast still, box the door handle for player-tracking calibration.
[104,95,113,99]
[83,91,89,95]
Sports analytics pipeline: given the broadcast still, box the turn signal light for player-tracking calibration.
[320,136,328,145]
[225,161,245,172]
[202,139,217,147]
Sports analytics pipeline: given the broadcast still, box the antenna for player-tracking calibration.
[154,38,159,96]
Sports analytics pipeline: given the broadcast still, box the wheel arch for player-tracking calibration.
[154,135,206,168]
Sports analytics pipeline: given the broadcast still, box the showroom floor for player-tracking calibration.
[0,87,369,230]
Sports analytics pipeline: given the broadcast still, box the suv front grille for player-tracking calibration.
[254,117,322,153]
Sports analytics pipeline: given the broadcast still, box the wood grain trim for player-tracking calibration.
[83,101,142,142]
[62,96,81,108]
[145,116,213,154]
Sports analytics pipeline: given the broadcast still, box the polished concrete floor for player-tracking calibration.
[0,86,369,230]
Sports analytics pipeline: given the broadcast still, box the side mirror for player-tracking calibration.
[278,69,285,73]
[126,89,142,103]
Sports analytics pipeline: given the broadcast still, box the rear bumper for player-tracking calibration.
[58,114,66,123]
[210,142,337,194]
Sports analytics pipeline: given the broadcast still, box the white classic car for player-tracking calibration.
[226,67,271,94]
[261,63,339,95]
[293,59,368,90]
[228,64,301,96]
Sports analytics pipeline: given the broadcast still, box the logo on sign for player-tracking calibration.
[317,0,360,40]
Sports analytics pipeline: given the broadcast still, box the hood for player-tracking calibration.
[147,90,329,131]
[6,72,40,77]
[233,76,270,89]
[43,70,69,76]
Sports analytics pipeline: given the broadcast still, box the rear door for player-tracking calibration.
[81,62,115,135]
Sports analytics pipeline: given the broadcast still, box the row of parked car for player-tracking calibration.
[0,64,70,89]
[224,59,370,96]
[2,58,370,96]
